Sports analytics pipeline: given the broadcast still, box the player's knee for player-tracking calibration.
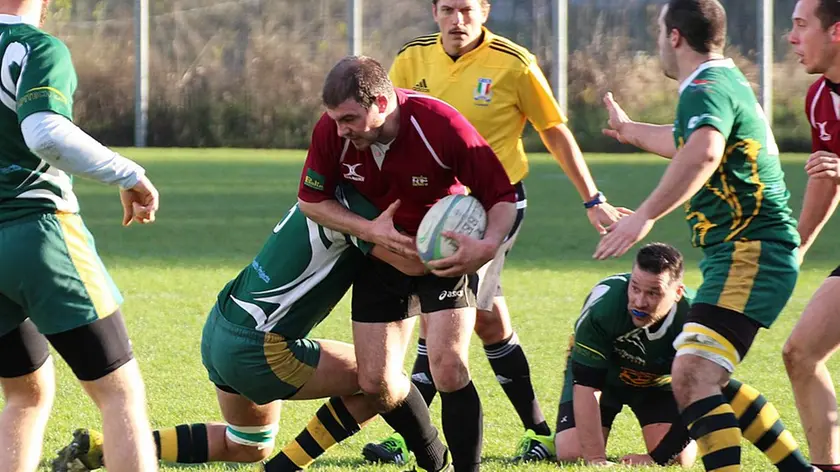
[84,360,147,410]
[554,435,582,463]
[782,336,819,372]
[429,354,469,392]
[357,370,403,410]
[229,443,274,463]
[473,310,506,344]
[225,424,277,463]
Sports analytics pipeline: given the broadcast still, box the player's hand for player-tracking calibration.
[805,151,840,182]
[426,231,496,277]
[593,212,655,260]
[620,453,655,466]
[120,175,159,226]
[371,246,428,276]
[587,202,622,235]
[366,200,417,259]
[602,92,635,145]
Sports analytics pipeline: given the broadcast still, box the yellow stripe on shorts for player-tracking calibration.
[718,241,761,313]
[263,333,316,388]
[56,213,119,318]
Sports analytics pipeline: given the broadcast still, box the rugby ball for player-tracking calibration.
[416,194,487,263]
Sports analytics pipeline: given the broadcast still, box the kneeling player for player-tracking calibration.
[517,243,812,471]
[53,186,450,472]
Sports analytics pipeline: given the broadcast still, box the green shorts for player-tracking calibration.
[0,213,123,337]
[200,304,321,405]
[558,358,677,432]
[695,240,798,328]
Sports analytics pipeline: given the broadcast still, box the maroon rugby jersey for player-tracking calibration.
[298,88,515,234]
[806,77,840,154]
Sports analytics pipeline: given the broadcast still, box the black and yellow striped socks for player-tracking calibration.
[722,379,811,471]
[264,397,360,471]
[682,394,742,471]
[153,423,210,463]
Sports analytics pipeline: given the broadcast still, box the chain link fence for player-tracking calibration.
[48,0,814,151]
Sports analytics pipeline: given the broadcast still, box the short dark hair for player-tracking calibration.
[432,0,491,7]
[321,56,393,109]
[634,243,684,283]
[816,0,840,29]
[664,0,726,54]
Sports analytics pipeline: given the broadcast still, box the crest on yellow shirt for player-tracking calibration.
[474,78,493,105]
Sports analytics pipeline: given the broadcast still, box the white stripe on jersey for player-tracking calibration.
[232,217,348,332]
[811,80,826,128]
[338,139,350,163]
[410,115,450,170]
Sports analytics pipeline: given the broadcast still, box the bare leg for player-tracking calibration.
[0,356,55,472]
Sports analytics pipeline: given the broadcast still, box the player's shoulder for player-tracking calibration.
[582,273,630,317]
[395,33,441,58]
[6,25,69,55]
[485,33,535,69]
[591,273,631,292]
[403,88,461,120]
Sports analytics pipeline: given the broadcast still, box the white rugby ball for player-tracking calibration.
[416,194,487,263]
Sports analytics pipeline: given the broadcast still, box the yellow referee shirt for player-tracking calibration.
[389,27,567,184]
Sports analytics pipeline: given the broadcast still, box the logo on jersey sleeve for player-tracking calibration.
[474,78,493,105]
[687,114,722,130]
[342,163,365,182]
[304,169,325,191]
[412,175,429,187]
[817,121,832,141]
[413,78,430,93]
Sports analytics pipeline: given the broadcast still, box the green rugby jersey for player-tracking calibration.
[570,273,694,391]
[216,185,377,338]
[673,59,799,248]
[0,16,79,224]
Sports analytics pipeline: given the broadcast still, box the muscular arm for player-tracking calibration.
[573,384,607,463]
[571,360,609,464]
[618,123,678,159]
[636,127,725,221]
[538,124,600,201]
[298,199,374,241]
[483,201,516,249]
[798,177,840,260]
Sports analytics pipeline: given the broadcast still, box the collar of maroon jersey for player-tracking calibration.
[826,77,840,95]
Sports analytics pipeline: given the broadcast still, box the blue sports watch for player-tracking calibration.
[583,192,606,209]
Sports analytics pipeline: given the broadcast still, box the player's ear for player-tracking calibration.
[375,95,388,114]
[670,28,681,49]
[675,283,685,301]
[831,22,840,42]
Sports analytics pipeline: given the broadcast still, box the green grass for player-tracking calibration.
[9,149,840,471]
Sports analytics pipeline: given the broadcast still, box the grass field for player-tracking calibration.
[10,149,840,471]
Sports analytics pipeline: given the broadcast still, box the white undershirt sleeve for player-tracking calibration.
[20,111,145,189]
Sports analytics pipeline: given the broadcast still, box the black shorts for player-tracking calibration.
[556,389,680,433]
[683,303,761,361]
[0,311,133,381]
[830,265,840,278]
[352,256,478,323]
